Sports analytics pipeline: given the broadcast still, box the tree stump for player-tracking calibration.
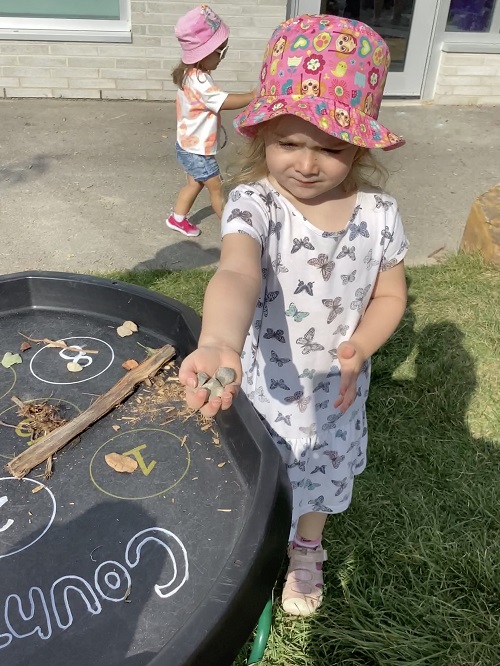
[460,184,500,266]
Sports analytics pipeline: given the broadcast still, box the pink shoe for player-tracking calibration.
[281,544,327,616]
[166,214,200,237]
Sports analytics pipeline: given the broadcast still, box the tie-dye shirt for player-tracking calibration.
[176,70,228,156]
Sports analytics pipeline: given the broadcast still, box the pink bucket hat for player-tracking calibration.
[234,14,404,151]
[175,4,230,65]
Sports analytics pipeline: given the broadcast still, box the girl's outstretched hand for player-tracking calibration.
[178,346,242,418]
[333,341,365,413]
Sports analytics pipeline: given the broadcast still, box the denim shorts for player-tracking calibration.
[175,142,220,182]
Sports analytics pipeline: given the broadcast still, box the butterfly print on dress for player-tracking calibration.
[349,220,369,241]
[285,302,309,322]
[313,381,330,393]
[249,386,269,403]
[350,285,371,312]
[270,220,282,239]
[287,460,306,472]
[299,367,315,379]
[308,495,331,512]
[315,400,328,410]
[374,194,393,210]
[263,328,286,343]
[324,450,345,468]
[291,236,315,254]
[299,423,317,437]
[294,280,314,296]
[227,208,253,225]
[364,249,379,268]
[292,479,320,491]
[332,323,349,336]
[275,412,291,426]
[229,190,241,201]
[322,297,344,324]
[322,413,341,431]
[284,390,311,412]
[272,253,288,274]
[307,253,334,281]
[332,478,349,496]
[336,245,356,261]
[380,226,394,245]
[270,350,291,367]
[296,327,325,354]
[311,464,327,474]
[257,290,279,317]
[341,269,357,285]
[270,378,290,391]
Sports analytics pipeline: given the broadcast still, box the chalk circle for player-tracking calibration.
[30,337,115,385]
[0,366,16,404]
[0,477,56,560]
[0,398,80,461]
[90,428,191,501]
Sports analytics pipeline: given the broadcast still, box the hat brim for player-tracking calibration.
[181,23,230,65]
[234,95,405,151]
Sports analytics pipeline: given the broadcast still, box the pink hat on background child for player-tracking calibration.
[234,14,404,151]
[175,4,230,65]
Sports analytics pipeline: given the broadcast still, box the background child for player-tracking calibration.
[179,14,408,616]
[168,4,255,237]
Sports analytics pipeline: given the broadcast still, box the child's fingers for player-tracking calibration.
[184,386,209,411]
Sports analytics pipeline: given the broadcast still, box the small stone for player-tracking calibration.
[202,377,223,395]
[197,372,210,388]
[214,367,236,387]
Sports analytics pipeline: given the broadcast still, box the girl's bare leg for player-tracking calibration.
[296,512,328,541]
[203,174,224,219]
[174,174,203,217]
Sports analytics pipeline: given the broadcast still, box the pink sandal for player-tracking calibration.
[281,544,327,616]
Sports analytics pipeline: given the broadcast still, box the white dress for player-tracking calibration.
[221,179,409,538]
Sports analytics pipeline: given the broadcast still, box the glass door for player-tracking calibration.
[296,0,440,96]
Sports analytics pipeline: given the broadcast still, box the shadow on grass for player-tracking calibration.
[299,309,500,664]
[131,239,220,272]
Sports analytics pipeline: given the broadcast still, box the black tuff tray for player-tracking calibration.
[0,272,291,666]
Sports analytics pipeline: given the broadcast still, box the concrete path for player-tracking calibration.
[1,98,499,274]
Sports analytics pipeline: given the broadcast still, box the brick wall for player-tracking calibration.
[0,0,287,100]
[434,51,500,105]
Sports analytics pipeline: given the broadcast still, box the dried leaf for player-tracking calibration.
[20,342,31,352]
[1,352,23,368]
[122,320,139,332]
[67,361,83,373]
[105,452,138,474]
[122,359,139,371]
[116,325,133,338]
[112,425,120,432]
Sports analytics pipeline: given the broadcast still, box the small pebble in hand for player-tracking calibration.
[196,367,236,402]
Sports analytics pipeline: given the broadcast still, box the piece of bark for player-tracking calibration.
[5,344,176,479]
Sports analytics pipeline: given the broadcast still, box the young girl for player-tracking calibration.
[168,4,255,237]
[179,14,409,616]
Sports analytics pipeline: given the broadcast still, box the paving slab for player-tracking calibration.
[1,98,499,273]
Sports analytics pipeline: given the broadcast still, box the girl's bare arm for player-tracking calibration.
[178,233,262,416]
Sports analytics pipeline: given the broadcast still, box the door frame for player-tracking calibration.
[287,0,439,97]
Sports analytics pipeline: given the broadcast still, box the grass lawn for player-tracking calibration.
[110,253,500,666]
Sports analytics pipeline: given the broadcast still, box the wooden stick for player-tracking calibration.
[5,344,176,479]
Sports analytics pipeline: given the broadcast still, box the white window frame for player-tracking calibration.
[0,0,131,42]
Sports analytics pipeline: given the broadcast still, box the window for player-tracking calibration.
[442,0,500,46]
[0,0,130,41]
[446,0,496,32]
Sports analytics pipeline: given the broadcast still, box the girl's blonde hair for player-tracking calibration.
[227,124,388,194]
[172,61,195,88]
